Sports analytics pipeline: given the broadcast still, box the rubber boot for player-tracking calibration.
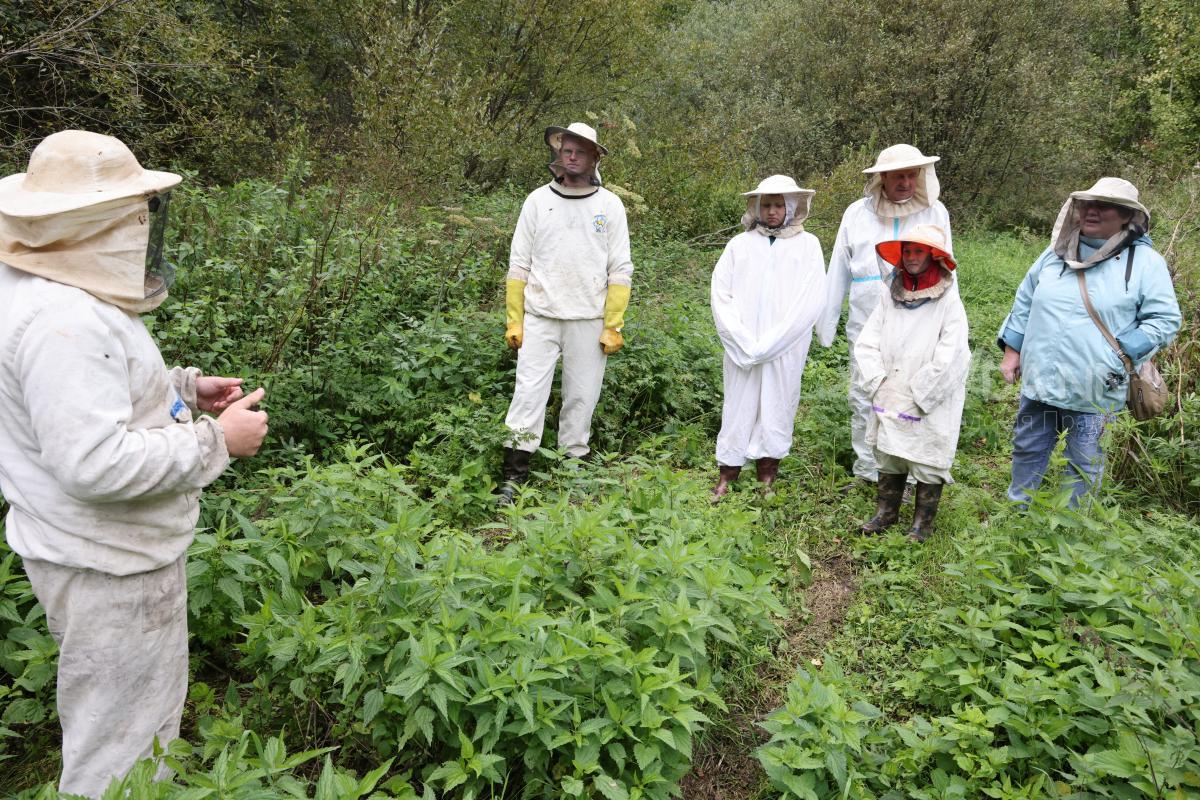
[907,482,944,543]
[756,457,781,489]
[496,447,532,506]
[860,472,907,534]
[710,465,742,502]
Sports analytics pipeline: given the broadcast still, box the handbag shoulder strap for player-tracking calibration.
[1076,269,1134,373]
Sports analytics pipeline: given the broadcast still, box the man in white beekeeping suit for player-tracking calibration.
[816,144,951,483]
[497,122,633,502]
[0,130,269,797]
[709,175,826,499]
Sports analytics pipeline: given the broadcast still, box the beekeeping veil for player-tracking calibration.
[0,130,182,313]
[862,144,941,218]
[740,174,815,239]
[545,122,607,187]
[1049,177,1150,271]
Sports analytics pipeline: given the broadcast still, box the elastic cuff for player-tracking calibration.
[169,366,203,414]
[1115,328,1153,362]
[194,416,231,481]
[998,327,1024,353]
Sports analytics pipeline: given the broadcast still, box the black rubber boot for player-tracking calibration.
[907,482,944,543]
[710,465,742,502]
[496,447,532,506]
[860,472,907,534]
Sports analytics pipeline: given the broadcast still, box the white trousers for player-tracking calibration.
[24,556,188,799]
[875,450,953,484]
[849,356,879,481]
[716,349,806,467]
[504,313,608,457]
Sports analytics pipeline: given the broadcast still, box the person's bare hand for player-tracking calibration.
[197,376,244,412]
[1000,347,1021,384]
[217,387,268,457]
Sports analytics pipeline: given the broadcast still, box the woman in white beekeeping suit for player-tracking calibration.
[710,175,826,499]
[816,144,951,484]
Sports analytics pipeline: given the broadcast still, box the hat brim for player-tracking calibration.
[0,169,182,219]
[876,239,957,271]
[545,126,608,157]
[742,186,815,197]
[863,155,940,174]
[1069,191,1150,220]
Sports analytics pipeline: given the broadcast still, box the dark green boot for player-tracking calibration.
[860,472,907,534]
[907,482,945,543]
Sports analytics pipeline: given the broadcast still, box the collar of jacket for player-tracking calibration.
[548,181,599,199]
[890,266,953,306]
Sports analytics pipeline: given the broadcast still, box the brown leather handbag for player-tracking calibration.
[1075,245,1169,420]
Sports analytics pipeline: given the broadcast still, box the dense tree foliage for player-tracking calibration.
[3,0,1195,229]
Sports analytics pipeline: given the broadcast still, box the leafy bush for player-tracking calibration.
[757,490,1200,798]
[185,451,783,799]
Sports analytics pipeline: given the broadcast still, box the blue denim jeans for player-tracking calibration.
[1007,395,1111,506]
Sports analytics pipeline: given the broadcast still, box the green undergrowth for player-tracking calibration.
[2,176,1198,798]
[758,482,1200,799]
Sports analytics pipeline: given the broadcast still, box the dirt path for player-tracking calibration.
[679,554,858,799]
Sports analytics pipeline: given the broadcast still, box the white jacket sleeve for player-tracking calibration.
[816,213,852,347]
[168,366,202,415]
[852,304,888,399]
[937,203,953,253]
[710,243,758,369]
[605,199,634,287]
[507,195,537,282]
[17,302,229,503]
[910,293,971,414]
[754,237,827,364]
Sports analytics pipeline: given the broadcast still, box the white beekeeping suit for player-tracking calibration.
[711,175,826,478]
[0,130,265,798]
[816,144,951,481]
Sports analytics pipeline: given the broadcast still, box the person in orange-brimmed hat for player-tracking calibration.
[853,224,970,542]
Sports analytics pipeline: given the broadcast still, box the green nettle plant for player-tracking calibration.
[757,489,1200,799]
[189,452,783,799]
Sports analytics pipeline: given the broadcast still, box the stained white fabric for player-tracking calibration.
[853,276,971,471]
[506,183,633,320]
[0,263,228,575]
[711,231,826,466]
[875,450,953,484]
[504,313,607,457]
[816,196,951,479]
[25,555,188,799]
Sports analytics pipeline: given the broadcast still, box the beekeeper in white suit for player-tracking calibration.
[497,122,633,502]
[0,130,268,797]
[710,175,826,499]
[817,144,951,482]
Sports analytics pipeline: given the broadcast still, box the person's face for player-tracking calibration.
[759,194,787,228]
[557,134,598,181]
[882,168,920,202]
[1077,200,1132,240]
[901,242,933,276]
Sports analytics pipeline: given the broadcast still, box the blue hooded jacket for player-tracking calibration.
[997,234,1181,413]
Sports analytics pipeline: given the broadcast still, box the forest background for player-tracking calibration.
[2,1,1200,798]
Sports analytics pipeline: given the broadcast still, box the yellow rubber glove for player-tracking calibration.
[599,328,624,355]
[505,279,526,350]
[603,283,631,331]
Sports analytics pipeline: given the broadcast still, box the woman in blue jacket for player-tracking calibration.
[997,177,1181,505]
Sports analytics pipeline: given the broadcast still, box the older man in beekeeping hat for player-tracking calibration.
[497,121,634,502]
[816,144,952,484]
[709,175,826,499]
[0,130,269,797]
